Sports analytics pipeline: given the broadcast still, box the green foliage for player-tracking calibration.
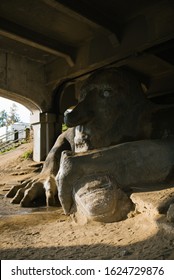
[0,103,20,127]
[0,145,16,154]
[62,123,68,132]
[9,103,20,125]
[0,110,8,127]
[0,140,27,154]
[21,150,33,159]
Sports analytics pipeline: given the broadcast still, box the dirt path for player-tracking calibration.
[0,143,174,260]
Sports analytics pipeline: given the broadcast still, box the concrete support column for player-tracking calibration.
[31,112,59,162]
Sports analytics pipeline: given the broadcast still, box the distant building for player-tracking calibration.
[0,126,7,142]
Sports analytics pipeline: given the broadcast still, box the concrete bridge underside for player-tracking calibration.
[0,0,174,161]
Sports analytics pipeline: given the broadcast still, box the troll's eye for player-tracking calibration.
[101,89,112,98]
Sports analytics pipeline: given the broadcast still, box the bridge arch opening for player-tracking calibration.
[0,89,42,116]
[0,91,47,162]
[0,96,31,124]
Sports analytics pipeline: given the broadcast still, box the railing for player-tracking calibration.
[0,128,30,152]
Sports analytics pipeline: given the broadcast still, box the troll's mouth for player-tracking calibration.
[74,125,91,153]
[75,138,90,153]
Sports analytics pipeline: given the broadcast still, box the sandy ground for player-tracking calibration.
[0,142,174,260]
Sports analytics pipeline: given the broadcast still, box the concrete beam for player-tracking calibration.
[0,17,75,66]
[43,0,120,36]
[45,9,174,88]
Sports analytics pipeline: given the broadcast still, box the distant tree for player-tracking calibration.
[7,103,20,125]
[0,104,20,127]
[0,110,8,127]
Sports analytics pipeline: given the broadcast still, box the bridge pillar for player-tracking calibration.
[31,112,60,162]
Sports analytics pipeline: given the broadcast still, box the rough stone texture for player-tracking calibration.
[71,174,133,223]
[156,215,174,236]
[129,188,174,236]
[131,187,174,218]
[167,203,174,222]
[58,140,174,220]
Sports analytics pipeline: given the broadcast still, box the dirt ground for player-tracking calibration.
[0,142,174,260]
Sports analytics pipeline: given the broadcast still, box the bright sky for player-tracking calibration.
[0,97,31,123]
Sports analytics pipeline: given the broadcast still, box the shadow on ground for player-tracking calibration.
[1,232,174,260]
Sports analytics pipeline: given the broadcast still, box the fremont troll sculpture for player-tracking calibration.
[6,68,174,222]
